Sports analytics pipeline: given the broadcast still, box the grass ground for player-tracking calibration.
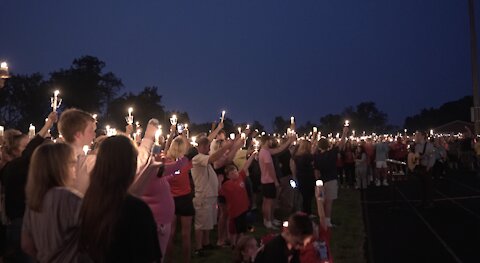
[171,188,365,263]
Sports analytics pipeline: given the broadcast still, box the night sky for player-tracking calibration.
[0,0,476,128]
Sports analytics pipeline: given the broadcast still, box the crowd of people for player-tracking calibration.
[0,108,477,263]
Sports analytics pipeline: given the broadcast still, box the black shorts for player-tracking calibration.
[229,212,247,234]
[261,183,276,199]
[174,193,195,216]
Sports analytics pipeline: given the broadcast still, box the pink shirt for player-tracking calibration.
[141,173,175,225]
[259,148,275,184]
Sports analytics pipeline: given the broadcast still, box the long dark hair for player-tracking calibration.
[78,135,138,262]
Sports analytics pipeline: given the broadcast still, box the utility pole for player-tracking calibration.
[468,0,480,135]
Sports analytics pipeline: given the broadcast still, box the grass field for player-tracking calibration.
[171,188,365,263]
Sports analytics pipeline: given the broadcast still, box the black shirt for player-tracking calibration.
[313,147,339,182]
[255,235,299,263]
[2,135,46,219]
[107,195,161,263]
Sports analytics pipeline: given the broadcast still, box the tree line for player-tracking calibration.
[0,55,472,135]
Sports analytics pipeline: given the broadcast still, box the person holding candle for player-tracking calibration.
[190,122,233,256]
[258,135,295,229]
[290,140,315,215]
[313,126,348,228]
[21,143,81,262]
[164,135,194,263]
[1,112,57,263]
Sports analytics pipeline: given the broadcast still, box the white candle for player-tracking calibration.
[344,120,350,127]
[191,136,197,146]
[230,133,235,140]
[237,127,242,134]
[313,127,318,133]
[241,132,246,139]
[28,124,35,138]
[290,116,295,125]
[221,110,226,122]
[82,145,89,156]
[0,62,9,79]
[170,114,177,125]
[246,124,250,130]
[0,126,4,137]
[51,90,61,112]
[283,221,289,228]
[126,107,134,124]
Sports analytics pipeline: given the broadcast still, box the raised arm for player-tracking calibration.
[164,124,177,152]
[337,126,349,151]
[208,139,232,164]
[207,122,224,142]
[268,136,295,156]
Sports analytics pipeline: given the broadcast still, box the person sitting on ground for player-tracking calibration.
[233,235,259,263]
[254,212,314,263]
[21,143,82,262]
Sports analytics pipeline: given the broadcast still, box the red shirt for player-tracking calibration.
[220,170,249,218]
[168,159,193,197]
[300,226,333,263]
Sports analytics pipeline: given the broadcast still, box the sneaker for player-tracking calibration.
[382,180,389,186]
[375,179,381,187]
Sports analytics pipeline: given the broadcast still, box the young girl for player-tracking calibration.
[21,143,81,262]
[355,145,368,189]
[79,135,161,262]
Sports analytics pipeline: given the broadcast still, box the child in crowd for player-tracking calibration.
[220,152,257,246]
[233,235,259,263]
[254,212,314,263]
[22,143,82,262]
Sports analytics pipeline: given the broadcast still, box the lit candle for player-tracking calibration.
[352,130,356,136]
[430,129,433,136]
[191,136,197,146]
[246,124,250,130]
[316,180,323,187]
[237,127,242,134]
[83,145,89,156]
[290,116,295,125]
[51,90,62,112]
[0,126,4,137]
[241,132,246,139]
[344,120,350,127]
[313,127,318,133]
[126,107,134,125]
[221,110,226,122]
[28,124,35,139]
[170,114,177,125]
[230,133,235,140]
[283,221,289,228]
[0,61,9,79]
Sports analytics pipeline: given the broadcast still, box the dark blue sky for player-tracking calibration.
[0,0,475,128]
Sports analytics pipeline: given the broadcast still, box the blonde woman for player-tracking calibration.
[165,135,194,263]
[21,143,81,262]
